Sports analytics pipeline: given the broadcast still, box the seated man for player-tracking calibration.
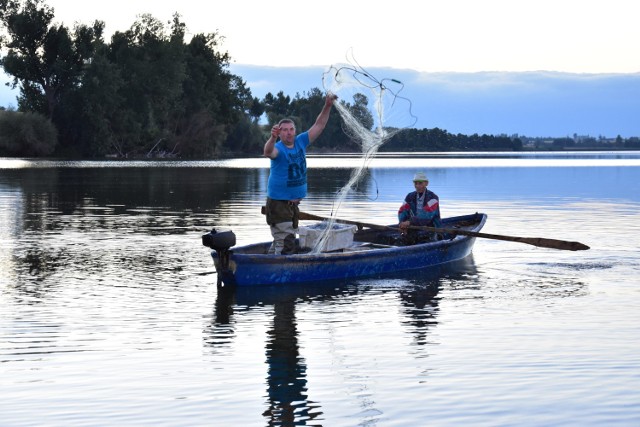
[397,171,442,244]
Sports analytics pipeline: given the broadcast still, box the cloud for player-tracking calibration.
[232,64,640,137]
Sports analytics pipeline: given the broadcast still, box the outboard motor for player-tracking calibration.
[202,228,236,287]
[202,228,236,251]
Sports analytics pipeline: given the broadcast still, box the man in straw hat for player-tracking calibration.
[397,171,442,244]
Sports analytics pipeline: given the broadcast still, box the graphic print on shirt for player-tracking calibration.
[287,149,306,188]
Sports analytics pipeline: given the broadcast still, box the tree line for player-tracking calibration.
[0,0,262,157]
[1,0,638,158]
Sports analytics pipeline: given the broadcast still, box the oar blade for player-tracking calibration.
[532,238,590,251]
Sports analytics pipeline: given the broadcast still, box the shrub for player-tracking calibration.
[0,110,58,156]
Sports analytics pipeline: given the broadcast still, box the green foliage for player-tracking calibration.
[219,114,264,156]
[263,91,293,123]
[90,14,188,156]
[261,87,364,152]
[0,0,103,119]
[382,128,523,152]
[625,138,640,148]
[1,1,259,158]
[56,49,125,156]
[0,109,57,155]
[248,97,265,122]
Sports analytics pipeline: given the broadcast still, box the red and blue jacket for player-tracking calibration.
[398,190,442,228]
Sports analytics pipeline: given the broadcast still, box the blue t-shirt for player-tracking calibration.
[267,132,310,200]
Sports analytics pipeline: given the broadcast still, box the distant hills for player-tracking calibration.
[231,65,640,138]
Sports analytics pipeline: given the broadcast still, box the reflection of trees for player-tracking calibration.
[307,167,374,198]
[2,167,262,227]
[7,247,62,300]
[2,165,408,269]
[2,166,266,300]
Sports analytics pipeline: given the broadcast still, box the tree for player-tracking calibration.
[0,0,103,119]
[333,92,374,151]
[57,46,125,156]
[94,13,188,156]
[248,96,265,123]
[1,1,263,158]
[263,91,292,123]
[179,30,251,156]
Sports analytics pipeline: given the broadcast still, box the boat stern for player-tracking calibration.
[202,229,237,287]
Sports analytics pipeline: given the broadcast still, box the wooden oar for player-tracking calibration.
[297,211,590,252]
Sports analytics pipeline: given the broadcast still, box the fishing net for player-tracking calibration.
[309,53,417,253]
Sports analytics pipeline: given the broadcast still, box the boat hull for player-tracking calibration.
[210,213,486,287]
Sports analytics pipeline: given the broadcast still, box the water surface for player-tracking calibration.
[1,152,639,426]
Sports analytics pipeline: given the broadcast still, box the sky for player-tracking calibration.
[2,0,640,136]
[38,0,640,74]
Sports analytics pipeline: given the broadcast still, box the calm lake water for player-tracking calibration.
[1,152,639,426]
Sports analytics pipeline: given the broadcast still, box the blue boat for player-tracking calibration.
[202,212,488,287]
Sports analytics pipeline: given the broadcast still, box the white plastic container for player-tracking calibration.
[298,222,357,251]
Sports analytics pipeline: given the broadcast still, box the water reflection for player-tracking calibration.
[205,257,479,425]
[398,282,441,348]
[262,299,321,425]
[1,158,639,425]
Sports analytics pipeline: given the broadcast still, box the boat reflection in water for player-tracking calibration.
[204,256,479,425]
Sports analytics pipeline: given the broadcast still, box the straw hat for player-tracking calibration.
[413,172,428,182]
